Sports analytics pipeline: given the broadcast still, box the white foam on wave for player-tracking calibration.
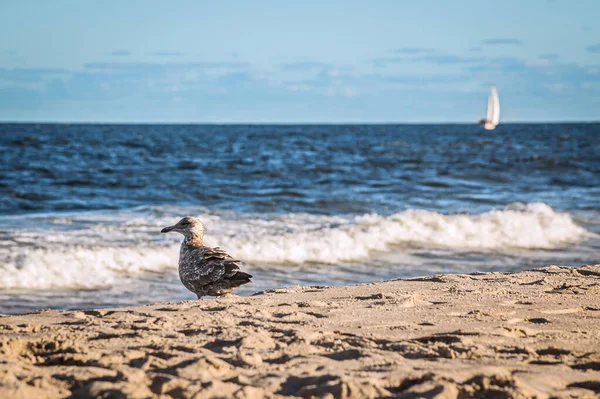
[0,245,178,290]
[0,203,592,289]
[221,202,591,264]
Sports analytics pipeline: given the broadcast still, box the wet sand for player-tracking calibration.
[1,265,599,398]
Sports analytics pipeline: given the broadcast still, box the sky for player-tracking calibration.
[1,0,599,123]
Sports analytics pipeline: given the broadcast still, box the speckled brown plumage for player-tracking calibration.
[161,217,252,298]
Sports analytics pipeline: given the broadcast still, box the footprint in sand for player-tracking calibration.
[539,307,582,314]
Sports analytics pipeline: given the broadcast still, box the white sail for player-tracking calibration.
[487,85,500,126]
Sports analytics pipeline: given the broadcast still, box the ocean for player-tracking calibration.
[1,123,599,314]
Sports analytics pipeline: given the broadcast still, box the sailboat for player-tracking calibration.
[479,85,500,130]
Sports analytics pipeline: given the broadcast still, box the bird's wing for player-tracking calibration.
[204,247,243,278]
[186,246,244,285]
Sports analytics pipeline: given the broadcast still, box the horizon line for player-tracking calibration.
[1,120,599,125]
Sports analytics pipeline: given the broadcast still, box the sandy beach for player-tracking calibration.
[1,264,599,398]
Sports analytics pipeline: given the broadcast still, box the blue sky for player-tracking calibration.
[1,0,599,122]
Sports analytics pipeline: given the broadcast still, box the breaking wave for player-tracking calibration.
[0,203,592,289]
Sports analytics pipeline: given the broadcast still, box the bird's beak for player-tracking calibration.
[161,225,175,233]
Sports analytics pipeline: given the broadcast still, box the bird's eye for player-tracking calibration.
[180,221,189,226]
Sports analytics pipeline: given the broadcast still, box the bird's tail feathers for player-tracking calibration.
[233,271,253,281]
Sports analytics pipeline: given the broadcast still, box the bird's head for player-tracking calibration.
[161,216,205,241]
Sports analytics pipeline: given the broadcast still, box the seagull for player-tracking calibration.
[161,216,252,298]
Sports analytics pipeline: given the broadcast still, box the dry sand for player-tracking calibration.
[1,265,600,398]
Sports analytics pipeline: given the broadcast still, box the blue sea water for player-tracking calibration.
[0,123,599,313]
